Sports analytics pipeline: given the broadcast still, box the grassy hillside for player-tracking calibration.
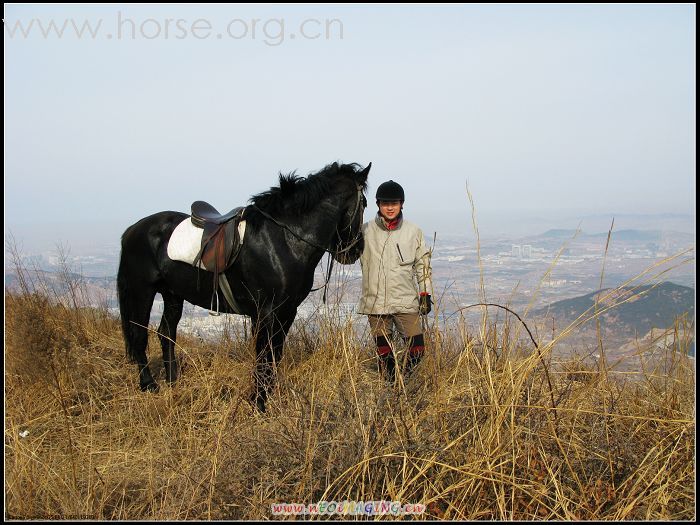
[536,282,695,338]
[4,266,695,520]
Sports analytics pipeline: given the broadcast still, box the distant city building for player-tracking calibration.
[511,244,521,258]
[543,278,568,288]
[522,245,532,258]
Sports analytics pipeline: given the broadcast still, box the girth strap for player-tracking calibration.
[218,273,244,315]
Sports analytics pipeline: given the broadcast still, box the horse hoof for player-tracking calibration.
[141,381,160,393]
[164,362,179,384]
[249,393,266,413]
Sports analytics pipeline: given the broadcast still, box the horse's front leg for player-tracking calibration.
[251,311,296,412]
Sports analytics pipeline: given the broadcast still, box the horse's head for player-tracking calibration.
[333,162,371,264]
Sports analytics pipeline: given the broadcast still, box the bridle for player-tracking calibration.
[250,183,366,300]
[251,183,365,258]
[334,183,367,256]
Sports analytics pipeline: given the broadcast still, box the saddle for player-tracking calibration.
[191,201,246,314]
[191,201,243,227]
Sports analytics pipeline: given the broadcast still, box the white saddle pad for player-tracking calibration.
[167,217,247,268]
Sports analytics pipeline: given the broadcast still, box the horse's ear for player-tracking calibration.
[357,162,372,182]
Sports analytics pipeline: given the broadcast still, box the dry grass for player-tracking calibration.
[4,291,695,519]
[4,243,696,520]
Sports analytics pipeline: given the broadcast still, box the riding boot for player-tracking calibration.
[377,352,396,383]
[403,350,423,378]
[403,334,425,378]
[375,335,395,383]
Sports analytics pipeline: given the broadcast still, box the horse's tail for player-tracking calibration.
[117,223,144,364]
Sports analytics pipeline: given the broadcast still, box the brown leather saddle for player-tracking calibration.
[190,201,246,314]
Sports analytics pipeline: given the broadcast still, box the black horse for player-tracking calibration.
[117,162,370,411]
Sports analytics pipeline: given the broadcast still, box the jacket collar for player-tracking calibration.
[375,211,403,231]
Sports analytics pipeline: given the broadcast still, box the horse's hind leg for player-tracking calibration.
[120,282,159,392]
[158,291,184,384]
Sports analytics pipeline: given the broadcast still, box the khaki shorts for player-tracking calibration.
[367,312,423,339]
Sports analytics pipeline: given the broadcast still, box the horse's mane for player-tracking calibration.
[249,162,367,217]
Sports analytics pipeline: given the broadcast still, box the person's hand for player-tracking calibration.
[419,293,432,315]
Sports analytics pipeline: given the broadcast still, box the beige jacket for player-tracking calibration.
[358,214,433,315]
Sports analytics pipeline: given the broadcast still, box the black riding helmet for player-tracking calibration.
[376,180,405,202]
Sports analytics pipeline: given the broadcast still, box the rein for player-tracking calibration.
[251,185,365,301]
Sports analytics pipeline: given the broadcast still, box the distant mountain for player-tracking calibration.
[604,230,668,242]
[536,229,694,242]
[565,213,695,235]
[537,229,581,238]
[535,282,695,337]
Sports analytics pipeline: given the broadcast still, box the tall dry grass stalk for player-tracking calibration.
[4,235,695,520]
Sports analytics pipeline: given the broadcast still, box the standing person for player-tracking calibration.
[358,180,433,382]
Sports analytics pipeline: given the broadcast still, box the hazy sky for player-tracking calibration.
[4,4,696,251]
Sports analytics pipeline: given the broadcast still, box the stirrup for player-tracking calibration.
[208,290,221,316]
